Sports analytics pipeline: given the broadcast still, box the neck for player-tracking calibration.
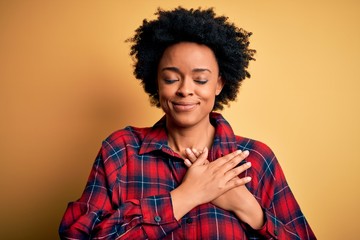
[166,117,215,158]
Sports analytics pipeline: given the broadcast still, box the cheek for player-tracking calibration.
[158,82,179,99]
[158,87,172,101]
[197,87,218,100]
[158,88,172,110]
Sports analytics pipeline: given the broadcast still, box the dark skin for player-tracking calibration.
[157,42,264,229]
[183,147,265,230]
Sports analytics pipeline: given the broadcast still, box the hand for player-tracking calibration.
[181,147,251,205]
[184,148,265,230]
[170,147,251,220]
[184,148,251,211]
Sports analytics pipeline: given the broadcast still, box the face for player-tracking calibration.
[157,42,224,128]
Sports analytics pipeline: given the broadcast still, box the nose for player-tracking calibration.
[176,78,194,97]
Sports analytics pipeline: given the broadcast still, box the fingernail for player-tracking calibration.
[237,150,242,154]
[246,176,252,182]
[185,148,191,153]
[243,150,249,156]
[246,162,251,167]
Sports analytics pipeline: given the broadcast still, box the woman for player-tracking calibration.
[59,7,316,239]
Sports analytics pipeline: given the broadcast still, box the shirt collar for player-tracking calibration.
[139,112,237,160]
[210,112,238,160]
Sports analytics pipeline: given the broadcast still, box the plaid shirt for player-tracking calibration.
[59,112,316,239]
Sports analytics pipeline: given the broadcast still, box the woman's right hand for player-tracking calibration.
[183,148,265,230]
[170,148,251,220]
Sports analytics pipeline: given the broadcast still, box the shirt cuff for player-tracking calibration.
[140,193,180,239]
[256,210,283,239]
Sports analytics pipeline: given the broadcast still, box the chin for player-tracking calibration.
[167,112,209,128]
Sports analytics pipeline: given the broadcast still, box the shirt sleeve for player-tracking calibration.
[246,142,317,239]
[59,146,180,240]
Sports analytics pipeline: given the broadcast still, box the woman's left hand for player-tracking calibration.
[184,148,265,230]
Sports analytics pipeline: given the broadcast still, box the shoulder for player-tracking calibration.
[235,135,275,160]
[236,136,293,208]
[103,126,150,147]
[98,126,151,163]
[235,135,282,179]
[93,126,152,171]
[235,135,288,191]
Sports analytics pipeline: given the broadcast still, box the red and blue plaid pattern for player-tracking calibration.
[59,112,316,239]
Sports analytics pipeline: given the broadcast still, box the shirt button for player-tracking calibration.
[154,216,162,223]
[186,217,193,224]
[274,229,278,236]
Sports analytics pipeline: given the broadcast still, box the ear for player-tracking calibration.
[215,76,225,96]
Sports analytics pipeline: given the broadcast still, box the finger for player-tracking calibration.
[196,147,209,164]
[192,147,209,166]
[211,149,244,169]
[213,150,249,173]
[236,159,247,168]
[184,157,209,168]
[224,161,252,180]
[227,150,250,170]
[192,148,201,158]
[185,148,197,162]
[184,159,192,168]
[227,175,252,188]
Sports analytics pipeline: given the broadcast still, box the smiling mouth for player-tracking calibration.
[172,102,198,111]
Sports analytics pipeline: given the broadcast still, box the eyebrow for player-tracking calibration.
[161,67,212,73]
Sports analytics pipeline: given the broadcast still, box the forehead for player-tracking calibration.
[159,42,218,70]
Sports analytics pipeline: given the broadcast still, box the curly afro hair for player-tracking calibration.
[128,7,256,110]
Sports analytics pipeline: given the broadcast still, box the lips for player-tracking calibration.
[172,102,199,111]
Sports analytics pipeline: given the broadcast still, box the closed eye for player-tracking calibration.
[164,79,178,84]
[194,79,208,85]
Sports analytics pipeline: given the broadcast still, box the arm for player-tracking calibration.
[248,145,317,239]
[185,147,317,239]
[59,145,251,239]
[170,147,252,220]
[59,147,180,240]
[184,148,264,229]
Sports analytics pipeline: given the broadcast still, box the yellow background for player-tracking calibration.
[1,0,359,239]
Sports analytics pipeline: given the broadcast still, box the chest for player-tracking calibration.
[115,154,186,199]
